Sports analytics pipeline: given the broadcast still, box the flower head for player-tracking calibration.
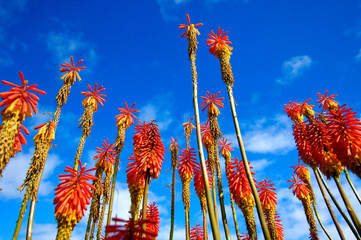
[178,148,199,182]
[284,101,303,123]
[13,124,29,154]
[81,83,106,111]
[194,162,212,194]
[0,72,46,118]
[256,178,277,211]
[287,174,310,201]
[200,91,224,117]
[105,217,157,240]
[54,160,97,223]
[33,120,56,143]
[291,159,310,181]
[218,136,234,160]
[200,120,213,149]
[168,137,180,152]
[190,223,204,240]
[59,56,86,82]
[94,139,117,171]
[206,27,233,57]
[316,90,338,112]
[300,99,315,120]
[227,157,255,206]
[179,14,203,38]
[145,202,160,238]
[116,102,140,128]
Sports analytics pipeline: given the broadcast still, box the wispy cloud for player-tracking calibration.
[243,115,294,154]
[355,49,361,61]
[275,55,313,85]
[138,92,174,130]
[43,29,97,67]
[0,149,61,199]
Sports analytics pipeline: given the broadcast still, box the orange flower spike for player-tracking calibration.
[183,116,196,131]
[284,101,303,123]
[13,124,30,153]
[194,163,212,194]
[94,139,117,171]
[200,91,224,117]
[316,90,338,112]
[168,137,180,151]
[59,56,86,81]
[206,27,233,57]
[256,178,277,211]
[287,174,310,201]
[33,120,56,143]
[146,202,160,237]
[291,159,310,182]
[218,136,233,160]
[0,72,46,118]
[200,120,213,149]
[190,223,204,240]
[54,160,97,223]
[81,84,106,112]
[178,148,199,181]
[179,14,203,38]
[115,102,140,128]
[300,99,315,120]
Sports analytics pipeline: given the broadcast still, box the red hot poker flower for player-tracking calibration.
[284,101,303,123]
[54,160,97,223]
[287,174,310,201]
[179,14,203,38]
[218,136,234,160]
[60,56,86,81]
[190,223,204,240]
[300,99,315,120]
[194,162,212,194]
[94,139,117,171]
[105,217,157,240]
[256,178,277,211]
[178,148,199,181]
[168,137,180,151]
[116,102,140,128]
[316,90,338,112]
[13,124,29,154]
[200,120,213,149]
[146,202,160,238]
[183,116,196,133]
[0,72,46,118]
[81,84,106,111]
[206,27,233,57]
[200,91,224,117]
[291,159,310,181]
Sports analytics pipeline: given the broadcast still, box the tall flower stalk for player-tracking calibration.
[178,148,199,240]
[85,140,116,240]
[168,137,179,240]
[288,174,319,240]
[74,84,106,169]
[105,102,139,237]
[201,91,231,239]
[179,14,220,239]
[0,72,45,176]
[13,120,55,240]
[218,137,241,240]
[206,28,271,240]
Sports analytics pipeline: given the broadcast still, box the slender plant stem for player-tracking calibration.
[203,208,208,240]
[313,202,332,240]
[185,210,190,240]
[334,177,361,235]
[74,132,87,170]
[26,200,36,240]
[142,173,150,234]
[313,169,345,240]
[13,184,31,240]
[344,169,361,205]
[169,165,176,240]
[317,169,361,240]
[85,213,92,240]
[230,193,241,240]
[226,85,271,240]
[214,147,231,240]
[190,50,221,240]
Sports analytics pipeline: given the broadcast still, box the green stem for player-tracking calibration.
[74,131,87,170]
[142,173,150,234]
[214,144,230,240]
[26,200,36,240]
[13,186,31,240]
[169,163,176,240]
[230,193,241,240]
[185,210,190,240]
[226,85,271,240]
[334,177,361,235]
[85,213,92,240]
[317,169,361,240]
[312,201,332,240]
[313,169,345,240]
[344,169,361,205]
[203,208,208,240]
[190,50,221,239]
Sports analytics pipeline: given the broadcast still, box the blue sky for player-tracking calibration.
[1,0,361,239]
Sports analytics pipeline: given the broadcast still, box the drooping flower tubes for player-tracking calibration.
[54,160,97,240]
[0,72,45,176]
[288,174,319,240]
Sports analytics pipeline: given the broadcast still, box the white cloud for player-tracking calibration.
[243,115,294,154]
[276,55,313,85]
[0,148,61,199]
[251,158,274,172]
[43,30,97,67]
[138,93,174,130]
[355,49,361,61]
